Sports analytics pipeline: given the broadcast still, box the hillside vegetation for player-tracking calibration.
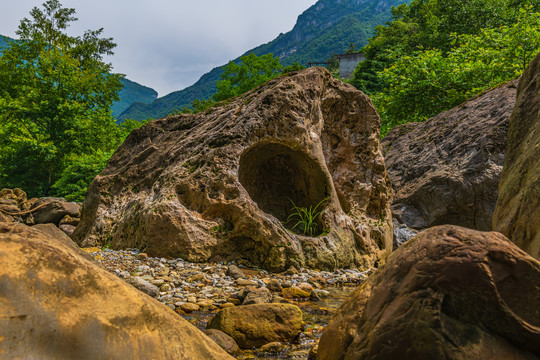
[118,0,410,121]
[112,78,158,119]
[348,0,540,135]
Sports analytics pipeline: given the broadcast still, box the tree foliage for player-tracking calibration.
[350,0,528,95]
[177,56,306,115]
[0,0,124,198]
[373,6,540,135]
[213,53,283,102]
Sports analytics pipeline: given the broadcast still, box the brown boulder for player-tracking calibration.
[73,67,392,271]
[0,222,233,360]
[382,80,517,230]
[317,225,540,360]
[32,197,80,225]
[59,223,76,237]
[493,52,540,259]
[207,303,303,348]
[32,223,95,262]
[204,329,241,355]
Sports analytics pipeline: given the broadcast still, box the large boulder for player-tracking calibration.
[0,222,233,360]
[317,225,540,360]
[207,303,303,348]
[493,52,540,259]
[73,67,393,271]
[382,80,518,230]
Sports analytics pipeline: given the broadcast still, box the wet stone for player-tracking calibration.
[86,247,373,359]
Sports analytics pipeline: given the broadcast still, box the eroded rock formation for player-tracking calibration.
[0,222,232,359]
[317,225,540,360]
[493,52,540,259]
[73,67,393,271]
[382,80,518,230]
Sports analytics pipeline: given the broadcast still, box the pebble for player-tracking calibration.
[87,247,372,320]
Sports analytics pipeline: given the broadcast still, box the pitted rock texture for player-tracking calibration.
[0,222,233,360]
[382,80,518,231]
[317,225,540,360]
[73,67,393,271]
[493,52,540,260]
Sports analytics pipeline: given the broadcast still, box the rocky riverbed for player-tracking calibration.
[85,247,372,359]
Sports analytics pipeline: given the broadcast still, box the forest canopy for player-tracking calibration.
[348,0,540,135]
[0,0,144,200]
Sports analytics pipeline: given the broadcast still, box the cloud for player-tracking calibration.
[0,0,317,96]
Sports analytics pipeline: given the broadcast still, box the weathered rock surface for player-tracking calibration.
[207,303,303,348]
[0,189,81,238]
[31,223,95,262]
[382,80,518,231]
[392,218,417,249]
[0,222,233,359]
[73,67,393,271]
[32,197,80,225]
[204,329,241,355]
[317,225,540,360]
[493,52,540,259]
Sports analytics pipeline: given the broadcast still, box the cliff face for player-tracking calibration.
[74,68,393,271]
[493,51,540,260]
[382,79,518,231]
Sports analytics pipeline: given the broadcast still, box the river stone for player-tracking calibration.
[242,289,272,305]
[382,79,517,231]
[226,265,245,279]
[72,67,393,271]
[207,303,303,348]
[392,219,417,249]
[204,329,240,355]
[317,225,540,360]
[0,222,233,360]
[127,276,160,298]
[493,52,540,259]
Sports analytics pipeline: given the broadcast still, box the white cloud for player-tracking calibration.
[0,0,318,96]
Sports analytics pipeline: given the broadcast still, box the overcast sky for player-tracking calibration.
[1,0,318,97]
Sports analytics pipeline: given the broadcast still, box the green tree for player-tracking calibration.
[350,0,523,95]
[51,118,149,201]
[282,62,306,74]
[374,6,540,135]
[213,53,283,102]
[0,0,123,197]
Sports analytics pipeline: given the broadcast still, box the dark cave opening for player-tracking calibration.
[238,143,329,236]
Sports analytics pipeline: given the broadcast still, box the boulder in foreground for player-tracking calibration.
[317,225,540,360]
[0,222,232,360]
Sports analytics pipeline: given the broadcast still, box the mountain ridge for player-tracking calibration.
[118,0,409,121]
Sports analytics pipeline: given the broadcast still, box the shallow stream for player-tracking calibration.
[182,287,355,359]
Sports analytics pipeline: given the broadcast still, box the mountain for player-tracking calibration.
[0,34,157,121]
[118,0,410,121]
[112,78,158,119]
[0,35,11,49]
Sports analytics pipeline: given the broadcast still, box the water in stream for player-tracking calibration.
[181,287,356,359]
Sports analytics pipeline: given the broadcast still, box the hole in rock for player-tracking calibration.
[238,143,330,236]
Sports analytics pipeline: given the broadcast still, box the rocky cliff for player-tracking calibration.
[382,79,517,230]
[493,52,540,259]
